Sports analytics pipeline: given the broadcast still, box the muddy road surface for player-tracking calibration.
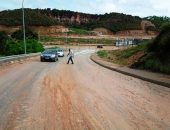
[0,48,170,130]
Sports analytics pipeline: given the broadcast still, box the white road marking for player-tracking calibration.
[74,49,96,56]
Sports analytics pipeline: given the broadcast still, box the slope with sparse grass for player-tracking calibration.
[97,43,147,66]
[68,28,90,35]
[40,36,115,45]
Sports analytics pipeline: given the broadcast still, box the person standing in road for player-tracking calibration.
[67,48,74,64]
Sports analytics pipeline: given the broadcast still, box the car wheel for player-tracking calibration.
[54,57,58,62]
[53,58,57,62]
[40,58,44,62]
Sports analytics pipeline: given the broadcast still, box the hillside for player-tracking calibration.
[144,16,170,30]
[98,23,170,74]
[0,8,142,33]
[0,9,57,26]
[132,23,170,74]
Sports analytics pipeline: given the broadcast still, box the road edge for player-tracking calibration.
[0,53,40,67]
[90,54,170,88]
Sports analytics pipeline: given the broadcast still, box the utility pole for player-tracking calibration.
[22,0,26,54]
[66,32,68,44]
[65,31,68,50]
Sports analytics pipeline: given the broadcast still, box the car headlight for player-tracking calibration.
[51,54,56,58]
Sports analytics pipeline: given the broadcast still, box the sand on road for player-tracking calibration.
[0,49,170,130]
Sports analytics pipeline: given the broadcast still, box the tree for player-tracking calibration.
[0,30,44,56]
[3,39,44,56]
[145,16,170,30]
[0,8,142,33]
[147,23,170,62]
[4,40,24,55]
[11,28,38,40]
[0,31,9,55]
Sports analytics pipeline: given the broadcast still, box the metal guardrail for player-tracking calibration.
[0,53,40,64]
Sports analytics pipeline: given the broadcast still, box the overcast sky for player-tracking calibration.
[0,0,170,17]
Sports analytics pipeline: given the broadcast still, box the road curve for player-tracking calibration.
[0,49,170,130]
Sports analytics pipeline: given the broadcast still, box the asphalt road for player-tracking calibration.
[0,48,170,130]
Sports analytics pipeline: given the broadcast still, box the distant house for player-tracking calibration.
[115,39,145,46]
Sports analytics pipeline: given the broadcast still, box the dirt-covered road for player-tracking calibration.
[0,48,170,130]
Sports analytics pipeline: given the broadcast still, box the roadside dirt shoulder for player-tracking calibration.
[90,54,170,88]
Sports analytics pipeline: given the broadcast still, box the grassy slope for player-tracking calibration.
[40,36,115,45]
[68,28,90,35]
[97,43,147,65]
[135,23,170,74]
[97,41,170,74]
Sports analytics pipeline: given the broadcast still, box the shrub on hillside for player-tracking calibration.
[4,40,24,55]
[132,23,170,74]
[0,31,8,42]
[11,28,38,40]
[0,30,44,56]
[137,54,170,74]
[147,23,170,62]
[0,31,9,55]
[25,39,44,53]
[3,40,44,56]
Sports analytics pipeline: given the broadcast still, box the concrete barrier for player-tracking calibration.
[90,54,170,88]
[0,53,40,66]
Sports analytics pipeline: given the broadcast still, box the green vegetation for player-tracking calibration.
[97,51,108,58]
[41,36,115,45]
[0,29,44,56]
[97,43,147,65]
[0,9,56,26]
[134,23,170,74]
[2,9,169,33]
[0,8,141,33]
[11,28,38,40]
[0,31,9,54]
[145,16,170,30]
[1,39,44,56]
[147,23,170,60]
[116,43,146,58]
[98,23,170,74]
[68,28,90,35]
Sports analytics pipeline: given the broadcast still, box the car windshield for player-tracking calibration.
[43,50,56,54]
[58,50,63,52]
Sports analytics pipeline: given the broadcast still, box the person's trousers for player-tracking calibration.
[67,56,74,64]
